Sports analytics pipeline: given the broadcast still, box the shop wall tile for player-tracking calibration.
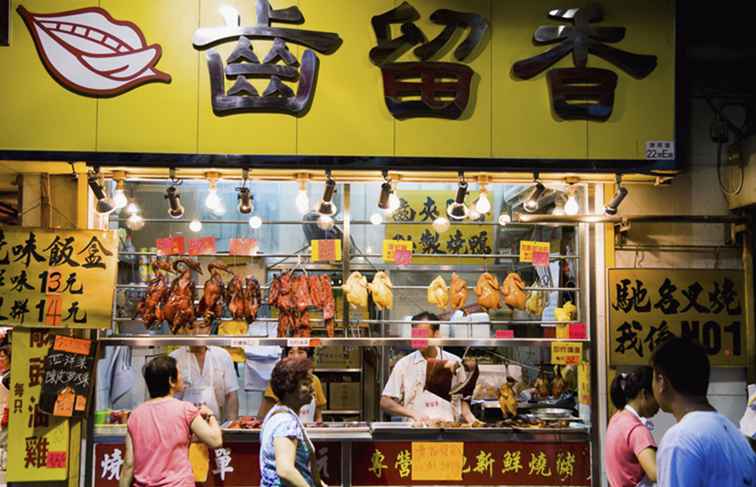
[491,0,587,159]
[296,0,394,157]
[0,0,96,151]
[196,0,296,155]
[587,0,675,160]
[394,0,492,159]
[97,0,199,154]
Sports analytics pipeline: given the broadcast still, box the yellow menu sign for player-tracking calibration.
[411,442,464,481]
[519,240,550,263]
[0,228,117,329]
[382,239,413,262]
[7,329,70,481]
[551,341,583,365]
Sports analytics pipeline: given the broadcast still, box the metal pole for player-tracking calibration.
[342,184,351,333]
[743,223,755,384]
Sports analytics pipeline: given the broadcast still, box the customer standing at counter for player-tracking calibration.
[651,337,756,486]
[170,320,239,422]
[380,312,477,423]
[260,357,323,487]
[258,347,327,423]
[120,355,222,487]
[605,366,659,487]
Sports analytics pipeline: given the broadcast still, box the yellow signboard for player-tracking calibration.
[551,342,582,365]
[385,190,492,264]
[411,442,465,481]
[7,329,70,481]
[0,228,118,329]
[608,269,746,366]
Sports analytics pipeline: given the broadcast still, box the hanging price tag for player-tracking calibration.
[519,241,550,263]
[188,236,216,256]
[287,338,310,347]
[229,238,257,256]
[383,240,413,263]
[551,341,583,365]
[394,248,412,265]
[156,236,185,256]
[495,329,514,338]
[311,240,342,262]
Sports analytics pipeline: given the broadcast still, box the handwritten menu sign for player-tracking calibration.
[0,228,117,329]
[608,269,745,366]
[39,335,95,417]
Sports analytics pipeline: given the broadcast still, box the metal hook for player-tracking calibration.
[169,168,182,186]
[714,247,720,269]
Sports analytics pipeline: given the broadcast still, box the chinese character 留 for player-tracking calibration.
[512,4,657,121]
[192,0,342,116]
[369,2,489,119]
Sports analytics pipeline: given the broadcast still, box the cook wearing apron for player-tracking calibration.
[170,346,239,421]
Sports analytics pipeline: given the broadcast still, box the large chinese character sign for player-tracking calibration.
[193,0,342,116]
[369,2,489,120]
[0,228,117,329]
[17,6,171,96]
[513,3,657,121]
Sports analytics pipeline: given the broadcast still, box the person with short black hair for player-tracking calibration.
[119,356,222,487]
[258,347,327,422]
[651,337,755,486]
[605,366,659,486]
[259,357,324,487]
[380,312,477,423]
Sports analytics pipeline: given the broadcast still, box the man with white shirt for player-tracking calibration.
[380,312,477,423]
[170,320,239,422]
[651,336,755,487]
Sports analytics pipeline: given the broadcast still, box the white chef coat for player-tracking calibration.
[382,348,466,420]
[170,346,239,420]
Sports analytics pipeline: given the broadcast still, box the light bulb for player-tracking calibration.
[126,213,144,231]
[432,216,450,233]
[468,207,481,221]
[126,201,140,216]
[475,192,491,214]
[369,212,383,225]
[248,215,263,229]
[387,192,401,213]
[498,214,511,226]
[565,195,579,215]
[206,188,222,211]
[317,214,334,230]
[552,205,565,216]
[113,189,128,210]
[295,189,310,214]
[189,219,202,232]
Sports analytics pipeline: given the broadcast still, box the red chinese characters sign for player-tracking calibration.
[94,441,341,487]
[352,441,590,486]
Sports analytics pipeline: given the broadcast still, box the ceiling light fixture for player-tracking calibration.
[474,178,491,214]
[378,170,392,211]
[565,185,579,216]
[523,174,545,213]
[89,169,115,215]
[112,170,128,210]
[126,200,140,216]
[237,169,254,214]
[295,174,310,214]
[318,170,337,216]
[605,175,628,215]
[205,171,224,214]
[447,172,469,220]
[432,216,451,233]
[189,219,203,232]
[248,215,263,229]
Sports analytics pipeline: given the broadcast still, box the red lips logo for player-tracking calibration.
[18,6,171,96]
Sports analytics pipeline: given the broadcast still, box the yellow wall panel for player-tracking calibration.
[587,0,675,159]
[491,0,587,159]
[394,0,492,158]
[196,0,296,155]
[97,0,199,154]
[0,0,96,151]
[296,0,394,157]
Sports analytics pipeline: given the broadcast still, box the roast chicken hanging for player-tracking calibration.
[343,271,368,309]
[162,259,203,334]
[136,259,174,329]
[498,381,518,417]
[368,271,393,311]
[475,272,500,310]
[427,275,449,310]
[449,273,468,311]
[502,272,527,310]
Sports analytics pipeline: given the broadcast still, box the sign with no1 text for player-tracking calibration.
[608,269,745,366]
[0,228,118,329]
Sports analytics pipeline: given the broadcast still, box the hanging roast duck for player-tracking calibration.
[136,259,174,329]
[162,259,203,334]
[199,261,232,326]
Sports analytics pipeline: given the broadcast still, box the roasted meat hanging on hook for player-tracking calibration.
[162,259,202,334]
[199,261,231,326]
[502,272,527,310]
[309,275,336,337]
[226,273,246,321]
[475,272,500,311]
[136,259,174,329]
[449,273,468,311]
[244,276,262,323]
[270,272,311,337]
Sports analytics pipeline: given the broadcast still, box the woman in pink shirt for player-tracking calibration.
[119,355,222,487]
[605,366,659,487]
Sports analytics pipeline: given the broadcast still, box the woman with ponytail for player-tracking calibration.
[605,366,659,487]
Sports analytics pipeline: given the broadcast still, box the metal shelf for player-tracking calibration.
[112,317,580,326]
[98,336,590,347]
[118,251,580,260]
[315,368,362,373]
[322,410,361,415]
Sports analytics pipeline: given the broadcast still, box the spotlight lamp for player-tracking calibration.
[605,175,628,215]
[89,170,115,215]
[237,169,254,214]
[318,171,337,216]
[447,173,469,220]
[165,186,184,219]
[523,177,545,213]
